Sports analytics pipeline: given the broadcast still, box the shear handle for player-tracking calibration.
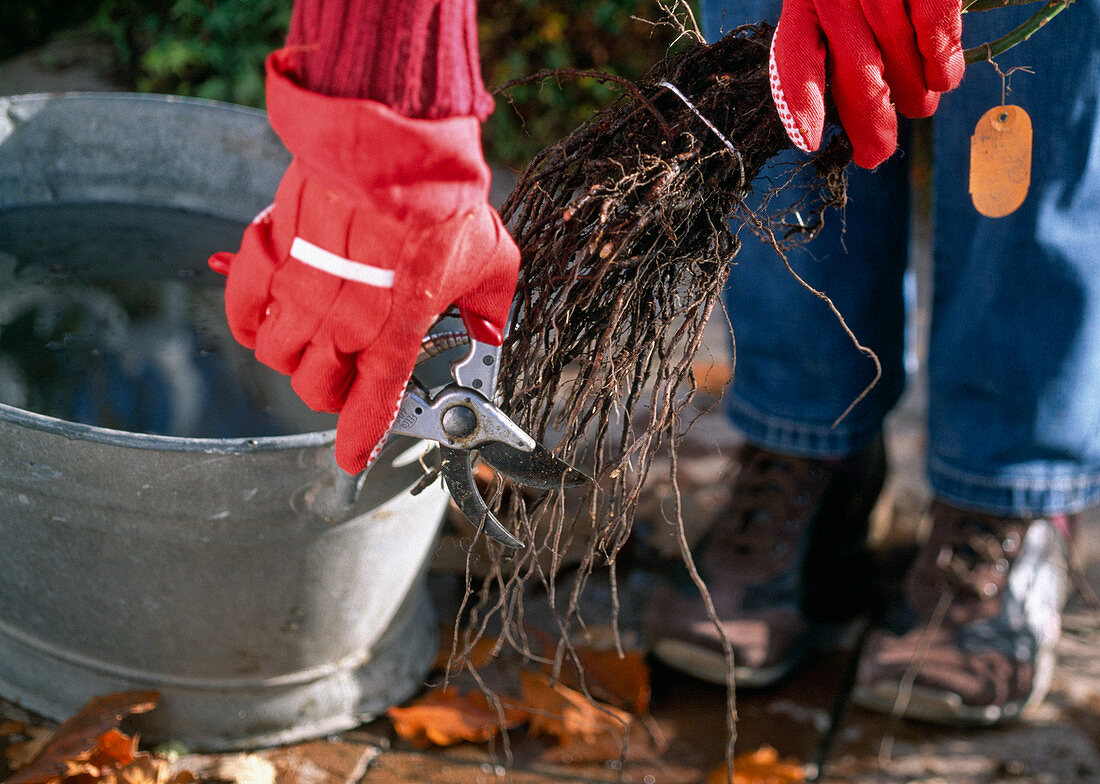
[450,340,499,394]
[440,446,523,549]
[449,310,502,394]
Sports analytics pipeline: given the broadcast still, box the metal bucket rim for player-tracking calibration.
[1,91,335,454]
[0,401,336,453]
[1,91,271,118]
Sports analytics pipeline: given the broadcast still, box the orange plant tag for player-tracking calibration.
[969,104,1032,218]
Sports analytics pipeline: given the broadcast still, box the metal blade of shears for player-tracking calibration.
[478,441,592,490]
[398,323,591,549]
[447,336,590,488]
[439,445,524,549]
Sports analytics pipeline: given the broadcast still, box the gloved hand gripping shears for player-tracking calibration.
[391,313,591,549]
[208,50,588,549]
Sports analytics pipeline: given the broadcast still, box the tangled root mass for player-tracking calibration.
[460,23,852,659]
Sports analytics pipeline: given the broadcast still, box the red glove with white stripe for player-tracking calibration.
[209,49,519,474]
[769,0,965,168]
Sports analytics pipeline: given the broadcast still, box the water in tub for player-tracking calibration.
[0,202,337,437]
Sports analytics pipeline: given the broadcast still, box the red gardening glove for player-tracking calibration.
[209,49,519,474]
[769,0,965,168]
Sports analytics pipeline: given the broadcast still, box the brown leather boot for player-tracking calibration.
[853,501,1073,725]
[645,436,887,687]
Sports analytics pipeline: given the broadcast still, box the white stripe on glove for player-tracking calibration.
[290,236,396,288]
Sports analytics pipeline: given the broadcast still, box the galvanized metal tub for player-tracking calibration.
[0,93,449,750]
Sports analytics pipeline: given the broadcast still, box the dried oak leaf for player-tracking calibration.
[520,670,660,763]
[90,729,139,769]
[555,647,652,716]
[386,687,527,748]
[705,746,806,784]
[520,670,631,745]
[540,719,660,766]
[6,692,158,784]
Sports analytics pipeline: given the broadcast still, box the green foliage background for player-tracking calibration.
[3,0,691,168]
[477,1,690,165]
[0,0,102,59]
[93,0,291,108]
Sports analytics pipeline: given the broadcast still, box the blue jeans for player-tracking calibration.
[703,0,1100,515]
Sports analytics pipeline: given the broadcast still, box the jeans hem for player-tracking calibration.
[928,455,1100,517]
[725,395,886,458]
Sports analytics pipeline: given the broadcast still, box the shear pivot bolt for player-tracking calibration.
[442,405,478,439]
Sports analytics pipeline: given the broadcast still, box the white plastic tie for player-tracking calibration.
[290,237,395,288]
[657,80,745,186]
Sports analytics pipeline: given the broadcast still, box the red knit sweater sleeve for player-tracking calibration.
[285,0,494,121]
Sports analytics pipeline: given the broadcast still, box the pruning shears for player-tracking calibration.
[390,314,591,549]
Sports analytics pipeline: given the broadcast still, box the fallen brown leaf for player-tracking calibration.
[4,725,54,772]
[705,746,806,784]
[539,719,662,766]
[520,670,631,745]
[88,729,138,770]
[44,728,136,783]
[13,739,191,784]
[386,687,527,748]
[556,647,652,715]
[521,670,663,764]
[5,692,158,784]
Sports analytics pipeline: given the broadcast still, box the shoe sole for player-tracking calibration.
[651,622,859,689]
[850,638,1057,727]
[850,683,1022,726]
[652,638,806,688]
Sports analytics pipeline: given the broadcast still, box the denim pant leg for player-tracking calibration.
[928,2,1100,516]
[704,0,910,458]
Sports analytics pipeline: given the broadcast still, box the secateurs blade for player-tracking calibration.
[389,316,591,548]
